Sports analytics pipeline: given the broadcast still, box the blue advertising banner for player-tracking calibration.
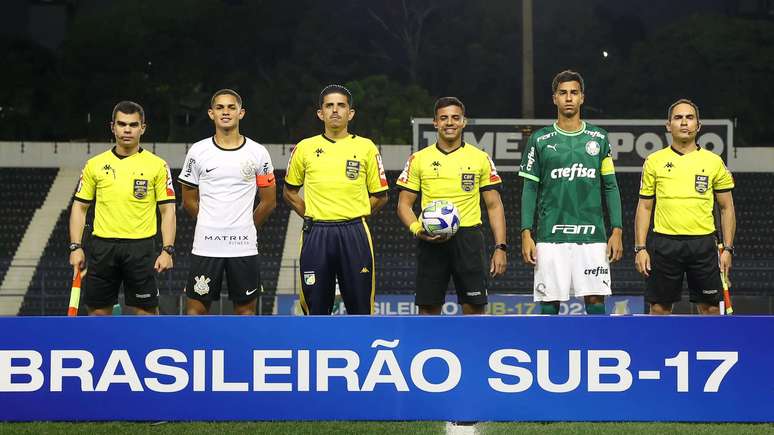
[274,294,645,316]
[0,316,772,422]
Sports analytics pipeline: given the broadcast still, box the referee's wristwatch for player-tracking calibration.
[162,245,175,256]
[494,243,508,252]
[68,242,82,252]
[723,245,735,256]
[634,245,647,254]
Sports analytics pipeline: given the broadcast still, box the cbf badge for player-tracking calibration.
[346,160,360,180]
[461,173,475,192]
[133,179,148,199]
[695,174,709,194]
[303,271,316,286]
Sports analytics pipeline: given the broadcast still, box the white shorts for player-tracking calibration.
[533,243,612,302]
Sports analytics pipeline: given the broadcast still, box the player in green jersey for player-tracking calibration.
[518,70,623,315]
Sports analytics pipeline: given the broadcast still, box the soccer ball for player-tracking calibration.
[421,200,460,237]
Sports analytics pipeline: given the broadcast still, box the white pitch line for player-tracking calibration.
[445,421,478,435]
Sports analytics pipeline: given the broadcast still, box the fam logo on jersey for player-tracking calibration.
[375,153,388,187]
[133,179,148,199]
[346,160,360,180]
[303,271,316,285]
[240,160,257,181]
[164,165,175,197]
[193,275,210,295]
[695,174,709,194]
[397,155,414,184]
[461,173,475,192]
[585,140,600,156]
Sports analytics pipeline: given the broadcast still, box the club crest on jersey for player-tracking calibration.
[240,160,256,181]
[133,179,148,199]
[346,160,360,180]
[461,173,475,192]
[695,174,709,194]
[303,271,316,285]
[585,140,600,156]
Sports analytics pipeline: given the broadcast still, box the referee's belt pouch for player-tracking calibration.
[303,217,314,233]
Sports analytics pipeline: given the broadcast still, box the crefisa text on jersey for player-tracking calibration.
[1,340,737,394]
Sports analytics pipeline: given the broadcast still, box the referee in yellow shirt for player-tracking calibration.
[69,101,177,315]
[283,85,389,315]
[634,99,736,315]
[396,97,507,315]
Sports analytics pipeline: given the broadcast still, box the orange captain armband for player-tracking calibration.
[256,173,276,187]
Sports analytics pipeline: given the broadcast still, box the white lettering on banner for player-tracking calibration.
[51,350,94,392]
[253,350,292,392]
[608,132,635,160]
[362,339,409,392]
[587,350,633,392]
[488,349,533,393]
[95,350,143,392]
[0,350,44,392]
[317,350,360,392]
[0,348,739,394]
[410,349,461,393]
[495,132,522,160]
[537,350,581,393]
[213,349,248,392]
[145,349,188,393]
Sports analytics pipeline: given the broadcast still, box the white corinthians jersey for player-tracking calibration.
[178,136,275,257]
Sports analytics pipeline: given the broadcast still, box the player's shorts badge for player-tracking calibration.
[133,179,148,199]
[303,271,316,285]
[193,275,211,295]
[461,173,475,192]
[695,174,709,193]
[585,140,600,156]
[346,160,360,180]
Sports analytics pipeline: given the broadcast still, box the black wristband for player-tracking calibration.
[494,243,508,252]
[68,242,82,252]
[162,245,175,256]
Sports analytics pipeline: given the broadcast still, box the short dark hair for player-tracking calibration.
[112,101,145,123]
[210,88,243,108]
[551,70,585,93]
[434,97,465,117]
[319,84,353,108]
[667,98,700,121]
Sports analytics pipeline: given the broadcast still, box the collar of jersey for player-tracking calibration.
[434,142,465,155]
[111,146,143,160]
[211,135,246,151]
[670,144,701,156]
[321,133,356,143]
[553,121,586,137]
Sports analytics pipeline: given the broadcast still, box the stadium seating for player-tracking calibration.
[0,168,58,286]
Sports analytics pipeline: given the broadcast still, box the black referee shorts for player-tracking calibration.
[415,226,488,307]
[646,233,722,305]
[82,237,158,309]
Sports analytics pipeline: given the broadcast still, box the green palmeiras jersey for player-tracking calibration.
[519,121,618,243]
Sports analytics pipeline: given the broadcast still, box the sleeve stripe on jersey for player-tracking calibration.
[638,193,655,199]
[178,178,198,188]
[73,196,93,204]
[369,191,388,198]
[395,184,419,194]
[284,180,303,188]
[157,199,176,205]
[480,184,501,192]
[518,171,540,183]
[715,187,734,193]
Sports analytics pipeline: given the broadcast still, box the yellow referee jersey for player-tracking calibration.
[285,134,389,221]
[74,147,176,239]
[639,145,734,235]
[396,143,502,227]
